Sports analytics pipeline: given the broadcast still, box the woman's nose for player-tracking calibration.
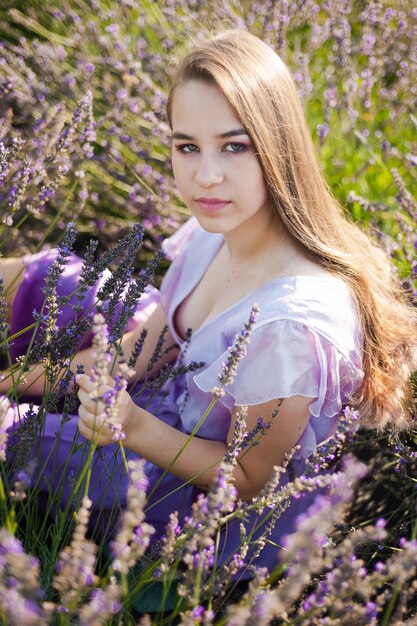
[194,155,224,187]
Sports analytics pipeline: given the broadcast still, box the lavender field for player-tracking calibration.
[0,1,416,624]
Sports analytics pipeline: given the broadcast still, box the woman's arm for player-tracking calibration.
[0,304,177,397]
[77,373,312,501]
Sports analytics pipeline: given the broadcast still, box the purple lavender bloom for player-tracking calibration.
[317,122,329,139]
[4,596,42,622]
[105,24,119,34]
[116,88,128,101]
[0,532,25,556]
[192,605,205,618]
[15,469,32,489]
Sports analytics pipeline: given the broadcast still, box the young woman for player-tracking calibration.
[3,30,417,577]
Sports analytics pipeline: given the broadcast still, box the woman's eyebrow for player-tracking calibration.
[172,128,248,140]
[218,128,249,138]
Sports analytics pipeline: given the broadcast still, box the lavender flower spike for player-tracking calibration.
[10,459,37,502]
[53,496,98,610]
[86,312,113,434]
[212,303,259,398]
[89,313,136,441]
[0,396,12,462]
[100,361,134,442]
[79,578,122,626]
[90,312,112,387]
[0,529,44,625]
[111,458,155,575]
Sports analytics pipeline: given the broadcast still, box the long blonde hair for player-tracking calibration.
[166,29,417,428]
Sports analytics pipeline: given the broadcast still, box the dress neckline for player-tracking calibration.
[170,230,345,344]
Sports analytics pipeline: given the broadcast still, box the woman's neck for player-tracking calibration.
[221,213,294,268]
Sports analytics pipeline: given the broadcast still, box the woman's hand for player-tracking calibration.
[76,373,135,446]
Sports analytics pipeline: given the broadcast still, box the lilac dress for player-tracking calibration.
[4,219,364,576]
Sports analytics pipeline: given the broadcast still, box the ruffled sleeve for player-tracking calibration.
[192,319,363,457]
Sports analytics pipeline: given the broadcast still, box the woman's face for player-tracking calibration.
[170,80,274,236]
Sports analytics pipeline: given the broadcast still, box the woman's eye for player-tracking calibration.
[174,142,248,154]
[176,144,199,154]
[224,142,247,153]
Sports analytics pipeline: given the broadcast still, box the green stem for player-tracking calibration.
[82,444,97,499]
[146,396,218,502]
[0,471,16,534]
[118,441,129,475]
[411,508,417,541]
[378,581,400,626]
[121,572,128,597]
[68,438,99,505]
[192,564,202,608]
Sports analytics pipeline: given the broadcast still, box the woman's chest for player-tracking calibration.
[173,258,261,341]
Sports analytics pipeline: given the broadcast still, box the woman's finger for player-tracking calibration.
[76,373,116,392]
[78,404,106,441]
[76,373,94,391]
[76,375,117,412]
[77,415,92,439]
[78,405,115,446]
[78,403,103,427]
[77,388,105,414]
[78,416,101,443]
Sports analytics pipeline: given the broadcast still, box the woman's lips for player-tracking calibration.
[195,198,231,211]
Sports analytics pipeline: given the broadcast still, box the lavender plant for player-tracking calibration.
[0,392,416,624]
[0,1,415,624]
